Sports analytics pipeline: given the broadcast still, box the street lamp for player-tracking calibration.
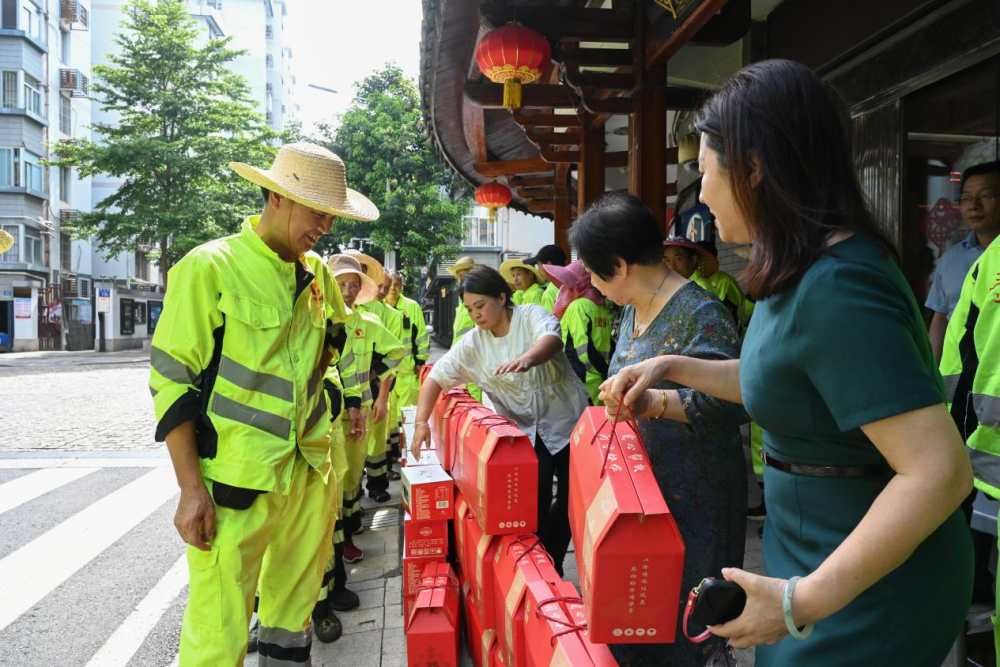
[308,83,339,95]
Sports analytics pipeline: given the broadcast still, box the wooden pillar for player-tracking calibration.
[553,164,572,256]
[628,2,668,232]
[577,111,606,215]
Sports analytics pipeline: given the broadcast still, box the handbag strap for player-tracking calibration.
[682,584,714,643]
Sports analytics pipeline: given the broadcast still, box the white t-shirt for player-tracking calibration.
[429,304,590,454]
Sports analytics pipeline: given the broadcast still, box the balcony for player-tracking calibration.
[60,69,88,97]
[60,209,81,224]
[60,1,89,30]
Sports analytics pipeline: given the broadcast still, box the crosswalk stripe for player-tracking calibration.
[0,466,179,632]
[84,554,188,667]
[0,467,98,517]
[0,458,170,470]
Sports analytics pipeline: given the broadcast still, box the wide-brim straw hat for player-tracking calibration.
[0,229,13,254]
[230,142,379,222]
[328,255,379,304]
[500,258,545,285]
[344,249,384,284]
[663,236,720,276]
[446,256,477,277]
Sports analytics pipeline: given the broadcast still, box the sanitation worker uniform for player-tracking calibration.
[149,216,348,666]
[560,297,612,405]
[541,281,560,314]
[389,294,429,454]
[358,299,404,495]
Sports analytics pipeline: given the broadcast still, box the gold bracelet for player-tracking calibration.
[657,390,669,419]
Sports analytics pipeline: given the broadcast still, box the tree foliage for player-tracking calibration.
[311,64,471,288]
[54,0,276,283]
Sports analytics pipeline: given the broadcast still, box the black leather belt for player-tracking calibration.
[762,451,889,478]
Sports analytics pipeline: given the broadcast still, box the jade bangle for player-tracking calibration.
[782,576,815,640]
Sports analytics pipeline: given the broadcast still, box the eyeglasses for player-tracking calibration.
[957,193,1000,206]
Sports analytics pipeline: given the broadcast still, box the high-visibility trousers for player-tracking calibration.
[750,422,764,477]
[179,454,336,667]
[366,394,391,493]
[342,414,370,536]
[315,423,349,620]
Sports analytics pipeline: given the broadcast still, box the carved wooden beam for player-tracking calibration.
[646,0,730,68]
[528,128,581,143]
[553,47,633,68]
[461,100,487,163]
[540,146,581,163]
[512,110,582,128]
[510,175,555,188]
[475,158,552,177]
[465,83,575,109]
[480,4,634,42]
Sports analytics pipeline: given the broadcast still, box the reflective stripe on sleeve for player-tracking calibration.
[150,346,200,385]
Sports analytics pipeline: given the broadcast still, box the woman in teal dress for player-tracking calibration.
[601,60,974,666]
[570,192,748,666]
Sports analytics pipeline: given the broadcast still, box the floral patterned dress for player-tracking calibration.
[608,281,747,667]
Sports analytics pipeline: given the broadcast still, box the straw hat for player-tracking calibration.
[499,258,545,285]
[662,236,719,276]
[229,142,379,222]
[344,249,384,284]
[0,229,13,255]
[446,256,477,277]
[328,255,379,304]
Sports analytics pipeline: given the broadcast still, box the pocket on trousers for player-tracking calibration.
[186,546,223,631]
[212,481,264,510]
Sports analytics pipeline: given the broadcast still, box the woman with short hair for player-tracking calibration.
[408,266,589,574]
[602,59,974,666]
[571,191,748,666]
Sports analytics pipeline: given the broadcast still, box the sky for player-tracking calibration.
[286,0,424,134]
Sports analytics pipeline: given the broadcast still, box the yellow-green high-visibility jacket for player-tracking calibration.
[149,216,349,493]
[691,268,754,335]
[359,299,404,342]
[941,235,1000,499]
[542,282,560,314]
[562,298,612,405]
[391,295,430,369]
[453,301,475,344]
[514,282,545,308]
[338,309,407,411]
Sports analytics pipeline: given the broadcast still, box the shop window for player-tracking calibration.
[902,56,1000,316]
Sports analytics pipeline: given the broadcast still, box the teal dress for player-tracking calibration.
[741,234,973,666]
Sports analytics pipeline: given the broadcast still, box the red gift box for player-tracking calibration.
[491,640,506,666]
[432,387,479,472]
[465,583,498,667]
[403,512,449,558]
[454,490,472,576]
[568,407,685,643]
[462,503,501,631]
[453,408,538,535]
[403,551,446,599]
[420,362,434,385]
[493,535,561,667]
[407,563,461,667]
[402,463,454,522]
[523,579,618,667]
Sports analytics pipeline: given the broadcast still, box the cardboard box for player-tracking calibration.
[454,489,472,576]
[404,447,442,468]
[407,562,461,667]
[523,579,618,667]
[403,512,449,558]
[402,463,454,522]
[491,640,506,667]
[492,535,561,667]
[462,505,501,631]
[453,407,539,535]
[403,551,446,599]
[568,407,685,643]
[432,387,479,471]
[465,585,496,667]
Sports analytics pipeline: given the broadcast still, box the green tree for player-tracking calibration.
[54,0,276,285]
[311,64,470,288]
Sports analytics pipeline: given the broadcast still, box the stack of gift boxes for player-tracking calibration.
[401,367,686,667]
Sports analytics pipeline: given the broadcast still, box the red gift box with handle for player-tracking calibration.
[407,562,461,667]
[523,579,618,667]
[465,582,498,667]
[403,512,449,558]
[492,535,561,667]
[454,488,472,577]
[568,407,685,644]
[453,408,538,535]
[462,501,502,631]
[431,386,478,472]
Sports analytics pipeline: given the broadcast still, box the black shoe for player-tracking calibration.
[330,586,360,611]
[370,489,391,503]
[747,500,766,521]
[315,611,343,643]
[247,619,259,653]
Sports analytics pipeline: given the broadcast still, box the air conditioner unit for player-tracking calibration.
[60,1,89,30]
[60,209,81,222]
[60,69,89,97]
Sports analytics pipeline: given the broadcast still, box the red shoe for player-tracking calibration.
[343,537,364,563]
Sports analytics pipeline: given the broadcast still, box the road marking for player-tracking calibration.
[0,466,179,632]
[0,458,171,470]
[0,467,98,517]
[84,553,188,667]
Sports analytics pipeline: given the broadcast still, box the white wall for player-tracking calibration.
[502,208,554,256]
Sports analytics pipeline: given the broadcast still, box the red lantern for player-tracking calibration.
[475,23,551,110]
[475,180,512,223]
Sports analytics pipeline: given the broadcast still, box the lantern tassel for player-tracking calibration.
[488,207,497,223]
[503,78,522,110]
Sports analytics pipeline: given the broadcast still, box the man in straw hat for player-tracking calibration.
[148,142,377,665]
[446,256,482,402]
[325,255,406,595]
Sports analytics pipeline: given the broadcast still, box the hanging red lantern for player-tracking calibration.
[475,180,512,223]
[475,23,552,110]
